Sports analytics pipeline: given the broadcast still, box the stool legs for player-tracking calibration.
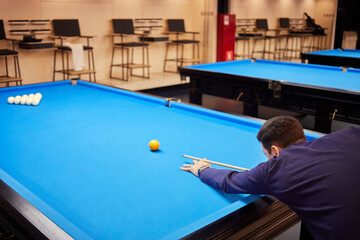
[3,55,21,79]
[164,42,200,72]
[235,39,250,59]
[163,43,170,72]
[312,34,327,51]
[0,54,22,87]
[5,56,9,77]
[53,49,96,82]
[15,55,21,79]
[110,45,150,80]
[252,37,279,60]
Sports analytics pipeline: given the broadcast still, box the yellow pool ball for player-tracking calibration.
[149,140,160,151]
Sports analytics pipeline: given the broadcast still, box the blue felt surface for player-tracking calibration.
[185,59,360,93]
[0,81,321,239]
[307,49,360,58]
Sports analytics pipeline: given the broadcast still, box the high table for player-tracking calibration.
[0,80,321,239]
[180,59,360,133]
[301,49,360,68]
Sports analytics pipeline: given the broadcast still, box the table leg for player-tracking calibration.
[189,80,202,105]
[314,105,332,133]
[300,221,315,240]
[243,89,258,117]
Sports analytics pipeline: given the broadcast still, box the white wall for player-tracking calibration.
[232,0,316,27]
[0,0,337,85]
[1,0,209,85]
[315,0,337,48]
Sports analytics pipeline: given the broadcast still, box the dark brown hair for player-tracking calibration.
[257,116,306,153]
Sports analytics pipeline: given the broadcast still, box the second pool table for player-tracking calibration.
[180,59,360,133]
[301,49,360,68]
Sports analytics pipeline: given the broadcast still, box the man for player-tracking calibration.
[180,116,360,240]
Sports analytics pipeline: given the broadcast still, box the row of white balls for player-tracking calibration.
[8,93,42,106]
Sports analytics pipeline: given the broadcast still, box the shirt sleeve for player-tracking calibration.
[199,162,269,194]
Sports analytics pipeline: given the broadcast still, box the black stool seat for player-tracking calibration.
[264,35,279,39]
[57,46,93,51]
[115,42,149,47]
[239,33,263,37]
[236,37,250,41]
[0,49,18,55]
[172,39,200,44]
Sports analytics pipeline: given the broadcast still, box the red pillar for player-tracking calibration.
[216,14,236,62]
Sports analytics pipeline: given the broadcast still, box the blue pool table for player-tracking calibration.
[180,59,360,133]
[0,81,321,239]
[301,49,360,68]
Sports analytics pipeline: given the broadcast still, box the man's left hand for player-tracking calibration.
[180,160,210,177]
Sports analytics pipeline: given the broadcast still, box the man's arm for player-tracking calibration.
[199,166,268,194]
[181,160,269,194]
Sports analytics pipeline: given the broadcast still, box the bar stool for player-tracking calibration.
[110,19,150,81]
[276,18,293,60]
[251,19,280,60]
[52,19,96,82]
[311,32,328,51]
[0,19,22,87]
[235,36,250,59]
[164,19,200,72]
[301,33,314,53]
[304,13,327,51]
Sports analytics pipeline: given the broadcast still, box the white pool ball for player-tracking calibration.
[7,96,15,104]
[35,93,42,98]
[35,95,42,101]
[32,98,40,106]
[14,96,21,104]
[26,97,33,105]
[28,94,35,99]
[20,95,28,105]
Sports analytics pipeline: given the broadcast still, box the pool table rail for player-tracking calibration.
[0,178,299,240]
[0,180,73,240]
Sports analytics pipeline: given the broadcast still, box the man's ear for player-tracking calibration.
[271,145,281,157]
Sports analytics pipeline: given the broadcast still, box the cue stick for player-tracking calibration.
[182,155,250,171]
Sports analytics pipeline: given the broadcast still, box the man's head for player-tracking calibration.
[257,116,306,159]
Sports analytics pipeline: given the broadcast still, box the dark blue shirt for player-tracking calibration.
[200,127,360,240]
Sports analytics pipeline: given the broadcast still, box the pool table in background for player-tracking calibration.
[0,81,322,239]
[180,59,360,133]
[301,49,360,68]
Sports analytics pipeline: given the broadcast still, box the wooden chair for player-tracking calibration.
[0,19,22,87]
[52,19,96,82]
[110,19,150,81]
[164,19,200,72]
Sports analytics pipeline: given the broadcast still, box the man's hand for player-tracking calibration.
[180,160,211,177]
